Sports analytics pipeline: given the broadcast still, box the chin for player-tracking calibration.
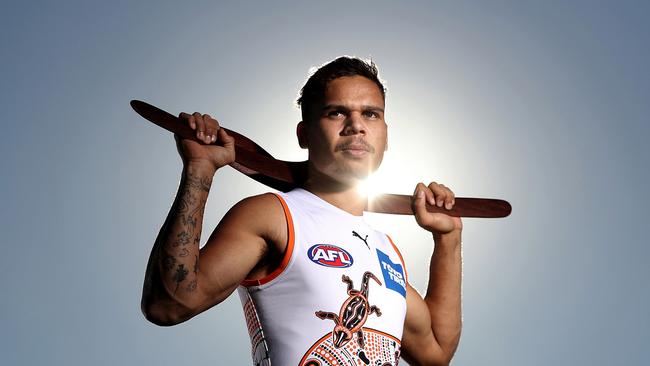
[311,156,379,186]
[336,165,375,183]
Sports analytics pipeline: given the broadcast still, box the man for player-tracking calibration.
[142,57,462,365]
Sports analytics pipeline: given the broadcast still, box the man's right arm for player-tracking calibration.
[140,112,284,326]
[141,162,215,325]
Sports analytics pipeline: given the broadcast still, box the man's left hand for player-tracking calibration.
[411,182,463,235]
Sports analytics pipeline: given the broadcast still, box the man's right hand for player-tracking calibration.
[175,112,235,172]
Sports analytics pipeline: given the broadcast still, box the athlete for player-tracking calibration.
[141,57,462,365]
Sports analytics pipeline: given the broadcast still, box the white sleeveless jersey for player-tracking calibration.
[237,188,409,366]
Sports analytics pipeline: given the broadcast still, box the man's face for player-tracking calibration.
[299,75,388,185]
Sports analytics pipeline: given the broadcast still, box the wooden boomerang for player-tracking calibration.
[130,100,511,218]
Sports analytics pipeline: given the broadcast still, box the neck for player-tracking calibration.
[302,165,368,216]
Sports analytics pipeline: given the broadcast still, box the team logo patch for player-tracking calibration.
[376,249,406,297]
[308,244,354,268]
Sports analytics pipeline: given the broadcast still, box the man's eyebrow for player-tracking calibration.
[321,104,348,111]
[321,104,384,112]
[362,105,384,112]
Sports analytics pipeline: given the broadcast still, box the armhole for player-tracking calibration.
[386,234,408,283]
[241,193,295,287]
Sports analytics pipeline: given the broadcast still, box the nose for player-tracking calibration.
[341,112,366,136]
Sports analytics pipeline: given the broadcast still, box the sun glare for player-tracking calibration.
[357,169,401,202]
[356,174,379,201]
[355,153,424,205]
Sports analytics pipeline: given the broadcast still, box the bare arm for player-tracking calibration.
[141,163,214,325]
[401,230,462,365]
[140,112,287,326]
[400,182,463,365]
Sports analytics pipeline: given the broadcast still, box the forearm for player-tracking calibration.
[425,229,463,359]
[142,163,214,324]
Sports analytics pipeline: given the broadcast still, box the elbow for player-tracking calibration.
[427,334,462,366]
[142,308,179,327]
[425,355,453,366]
[435,355,453,366]
[437,333,462,366]
[141,298,189,327]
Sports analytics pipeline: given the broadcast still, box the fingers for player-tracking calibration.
[411,181,460,234]
[411,183,430,225]
[193,112,210,144]
[428,181,455,210]
[411,182,456,211]
[178,112,223,144]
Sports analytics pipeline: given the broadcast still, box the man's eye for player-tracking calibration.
[328,111,344,117]
[364,111,379,118]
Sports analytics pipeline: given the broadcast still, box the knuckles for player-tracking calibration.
[413,181,456,208]
[178,112,222,137]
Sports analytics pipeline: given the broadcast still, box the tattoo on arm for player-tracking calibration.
[173,264,189,294]
[185,279,198,292]
[162,255,176,270]
[151,169,212,297]
[186,173,212,193]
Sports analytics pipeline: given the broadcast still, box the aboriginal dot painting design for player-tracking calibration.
[242,294,271,366]
[300,328,401,366]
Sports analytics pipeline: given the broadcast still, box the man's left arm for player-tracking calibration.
[400,182,463,366]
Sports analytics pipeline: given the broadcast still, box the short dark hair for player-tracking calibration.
[297,56,386,122]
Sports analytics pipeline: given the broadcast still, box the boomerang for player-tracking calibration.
[130,100,511,218]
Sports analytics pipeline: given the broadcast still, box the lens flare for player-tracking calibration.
[356,173,384,202]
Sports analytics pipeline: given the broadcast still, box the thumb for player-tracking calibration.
[218,128,235,149]
[411,186,429,225]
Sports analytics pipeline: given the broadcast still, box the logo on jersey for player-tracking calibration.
[376,249,406,297]
[308,244,354,268]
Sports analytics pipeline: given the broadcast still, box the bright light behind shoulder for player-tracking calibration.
[356,173,383,201]
[356,161,418,202]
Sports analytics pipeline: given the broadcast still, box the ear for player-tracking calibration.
[297,121,308,149]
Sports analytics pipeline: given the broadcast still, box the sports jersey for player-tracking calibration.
[237,188,409,365]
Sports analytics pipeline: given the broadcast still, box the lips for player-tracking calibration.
[336,140,374,154]
[341,146,370,157]
[343,145,369,152]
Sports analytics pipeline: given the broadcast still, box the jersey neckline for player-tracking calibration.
[291,188,369,224]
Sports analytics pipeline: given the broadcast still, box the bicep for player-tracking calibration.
[400,284,446,365]
[192,194,283,313]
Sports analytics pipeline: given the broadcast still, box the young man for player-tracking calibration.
[142,57,462,366]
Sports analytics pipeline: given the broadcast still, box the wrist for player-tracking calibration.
[184,160,218,177]
[182,163,216,193]
[432,228,462,248]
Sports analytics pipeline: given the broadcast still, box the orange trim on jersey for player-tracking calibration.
[241,193,295,287]
[386,234,408,283]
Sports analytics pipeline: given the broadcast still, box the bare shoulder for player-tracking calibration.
[196,192,288,288]
[205,192,288,281]
[215,192,286,239]
[205,192,288,263]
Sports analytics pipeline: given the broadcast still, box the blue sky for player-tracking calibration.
[2,0,649,365]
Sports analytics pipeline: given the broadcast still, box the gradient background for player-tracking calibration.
[2,0,649,365]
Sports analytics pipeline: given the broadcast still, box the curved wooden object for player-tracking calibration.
[130,100,511,218]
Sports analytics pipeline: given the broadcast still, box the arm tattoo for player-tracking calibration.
[185,173,212,192]
[162,255,176,270]
[185,279,198,292]
[153,168,212,297]
[173,264,189,294]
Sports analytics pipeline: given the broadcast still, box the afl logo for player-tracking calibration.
[308,244,354,268]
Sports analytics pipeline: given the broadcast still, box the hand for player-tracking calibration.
[174,112,235,171]
[411,182,463,235]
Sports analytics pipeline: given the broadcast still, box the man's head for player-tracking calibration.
[297,56,386,124]
[296,57,388,187]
